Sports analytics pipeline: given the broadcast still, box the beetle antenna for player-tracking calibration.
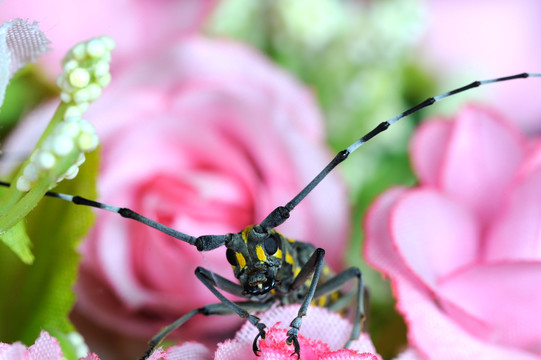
[258,72,541,230]
[0,180,198,246]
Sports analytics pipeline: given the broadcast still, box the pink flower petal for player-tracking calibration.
[164,342,211,360]
[79,354,101,360]
[165,306,379,360]
[395,278,539,360]
[517,141,541,178]
[256,327,377,360]
[1,0,215,74]
[231,306,377,354]
[216,325,377,360]
[390,189,480,289]
[392,348,425,360]
[439,106,526,225]
[0,342,28,359]
[363,187,419,284]
[485,168,541,261]
[103,37,350,270]
[28,331,63,360]
[0,331,67,360]
[439,262,541,352]
[424,1,541,131]
[365,103,541,358]
[409,119,453,187]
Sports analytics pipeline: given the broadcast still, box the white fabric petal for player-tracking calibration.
[0,18,49,108]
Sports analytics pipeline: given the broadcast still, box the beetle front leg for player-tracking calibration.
[286,248,326,359]
[195,267,272,356]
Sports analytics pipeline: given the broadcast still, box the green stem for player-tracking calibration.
[0,102,69,231]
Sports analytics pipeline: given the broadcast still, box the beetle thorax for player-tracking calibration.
[225,226,284,296]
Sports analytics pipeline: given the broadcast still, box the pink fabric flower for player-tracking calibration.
[0,0,216,74]
[423,0,541,131]
[164,305,380,360]
[0,330,99,360]
[0,330,168,360]
[68,35,349,345]
[364,105,541,359]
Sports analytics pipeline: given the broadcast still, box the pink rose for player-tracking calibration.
[164,305,381,360]
[71,35,349,352]
[0,0,215,74]
[364,105,541,359]
[423,0,541,131]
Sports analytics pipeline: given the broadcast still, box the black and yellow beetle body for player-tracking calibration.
[132,220,365,360]
[227,226,312,297]
[197,223,364,359]
[226,225,339,304]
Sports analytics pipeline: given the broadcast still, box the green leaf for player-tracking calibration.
[0,220,34,264]
[0,65,58,141]
[0,149,99,345]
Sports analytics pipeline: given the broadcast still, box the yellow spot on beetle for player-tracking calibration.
[273,249,283,260]
[236,253,246,268]
[323,266,331,276]
[241,226,253,243]
[286,253,294,265]
[256,245,267,261]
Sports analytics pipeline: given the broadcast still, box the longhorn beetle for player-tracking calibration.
[1,72,540,359]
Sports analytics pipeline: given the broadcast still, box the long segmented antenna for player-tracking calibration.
[1,72,540,248]
[0,180,198,245]
[258,72,541,230]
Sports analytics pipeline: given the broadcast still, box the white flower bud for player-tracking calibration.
[56,73,67,89]
[16,177,32,192]
[63,59,79,73]
[86,83,102,101]
[86,38,106,58]
[73,88,90,104]
[60,92,72,103]
[75,153,86,166]
[100,36,115,51]
[77,132,99,152]
[78,119,95,134]
[35,151,56,170]
[64,106,83,119]
[63,164,80,180]
[56,121,81,138]
[93,61,110,77]
[96,73,111,88]
[71,43,87,60]
[77,102,89,113]
[22,163,40,182]
[68,68,90,88]
[51,135,75,156]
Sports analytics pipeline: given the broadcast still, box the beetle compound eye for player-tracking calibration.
[226,249,237,266]
[264,236,278,255]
